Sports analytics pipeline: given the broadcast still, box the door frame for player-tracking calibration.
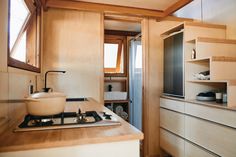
[103,14,150,157]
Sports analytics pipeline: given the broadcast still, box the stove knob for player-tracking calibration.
[104,114,112,120]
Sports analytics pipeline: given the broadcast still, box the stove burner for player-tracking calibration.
[18,111,103,129]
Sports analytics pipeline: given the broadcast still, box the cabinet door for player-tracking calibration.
[160,108,185,137]
[160,98,185,113]
[185,102,236,128]
[185,116,236,157]
[160,128,185,157]
[185,141,218,157]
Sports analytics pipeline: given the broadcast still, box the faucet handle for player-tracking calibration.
[42,87,53,92]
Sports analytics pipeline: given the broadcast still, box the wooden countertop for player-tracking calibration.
[0,98,143,152]
[161,95,236,111]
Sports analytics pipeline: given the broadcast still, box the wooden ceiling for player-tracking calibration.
[41,0,193,18]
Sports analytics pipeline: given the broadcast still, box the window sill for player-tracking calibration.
[8,57,40,73]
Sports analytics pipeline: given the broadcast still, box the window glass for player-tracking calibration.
[104,43,119,68]
[8,0,40,72]
[10,0,30,50]
[135,45,142,69]
[10,32,27,62]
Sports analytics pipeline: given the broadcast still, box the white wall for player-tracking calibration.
[175,0,236,39]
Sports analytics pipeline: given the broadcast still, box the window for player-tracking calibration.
[8,0,41,72]
[104,43,119,68]
[104,35,127,76]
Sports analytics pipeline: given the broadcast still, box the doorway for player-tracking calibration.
[103,18,143,130]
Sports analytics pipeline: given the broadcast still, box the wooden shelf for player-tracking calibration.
[186,39,196,43]
[104,79,127,83]
[105,100,130,103]
[187,80,236,86]
[186,58,209,63]
[186,99,231,110]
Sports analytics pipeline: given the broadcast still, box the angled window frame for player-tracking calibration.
[8,0,41,73]
[104,35,127,77]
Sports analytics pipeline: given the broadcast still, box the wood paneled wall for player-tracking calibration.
[42,9,104,102]
[143,19,181,157]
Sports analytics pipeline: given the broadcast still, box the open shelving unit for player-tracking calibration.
[185,37,236,107]
[162,21,236,108]
[104,78,130,121]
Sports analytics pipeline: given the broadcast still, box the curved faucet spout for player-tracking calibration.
[44,70,66,92]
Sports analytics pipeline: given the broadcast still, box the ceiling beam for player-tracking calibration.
[45,0,193,18]
[45,0,165,18]
[163,0,193,16]
[40,0,48,11]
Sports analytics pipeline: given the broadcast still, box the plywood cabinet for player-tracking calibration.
[160,108,185,137]
[185,102,236,128]
[185,141,218,157]
[160,98,185,113]
[160,129,185,157]
[185,115,236,157]
[160,98,236,157]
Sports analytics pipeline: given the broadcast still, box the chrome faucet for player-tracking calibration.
[43,70,66,92]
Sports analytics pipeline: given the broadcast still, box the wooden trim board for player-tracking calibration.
[163,0,193,16]
[197,37,236,44]
[44,0,193,18]
[185,22,226,30]
[46,0,165,18]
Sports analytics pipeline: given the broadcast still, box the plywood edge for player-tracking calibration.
[197,37,236,44]
[187,56,236,62]
[158,15,194,22]
[187,79,236,86]
[161,23,184,36]
[185,21,226,30]
[211,56,236,62]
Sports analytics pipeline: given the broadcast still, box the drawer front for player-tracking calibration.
[185,116,236,157]
[160,108,185,137]
[185,102,236,128]
[160,128,185,157]
[160,98,185,113]
[185,141,218,157]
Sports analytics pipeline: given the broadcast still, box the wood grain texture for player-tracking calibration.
[185,102,236,129]
[0,0,8,72]
[160,108,185,137]
[185,141,217,157]
[144,20,181,157]
[46,0,165,18]
[160,128,185,157]
[42,9,103,102]
[164,0,193,16]
[197,37,236,44]
[161,96,236,112]
[185,116,236,157]
[0,98,143,152]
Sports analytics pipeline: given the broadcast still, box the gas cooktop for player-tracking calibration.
[14,110,121,132]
